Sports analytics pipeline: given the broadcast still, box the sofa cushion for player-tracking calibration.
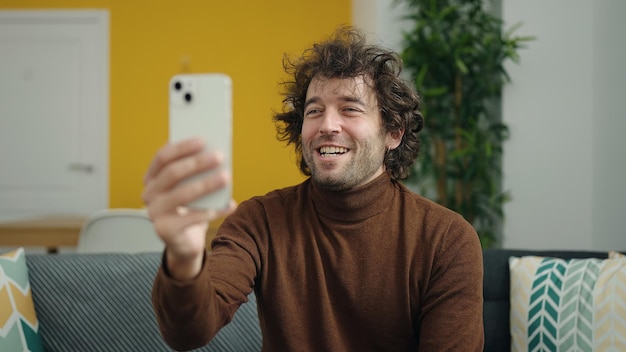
[0,248,43,352]
[26,252,262,351]
[509,254,626,352]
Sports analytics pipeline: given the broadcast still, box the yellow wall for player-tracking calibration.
[1,1,351,207]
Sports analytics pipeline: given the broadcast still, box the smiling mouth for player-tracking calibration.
[319,146,349,158]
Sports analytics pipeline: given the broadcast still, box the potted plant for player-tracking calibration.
[398,0,533,247]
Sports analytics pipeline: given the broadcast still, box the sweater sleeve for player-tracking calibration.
[417,216,485,351]
[151,251,227,351]
[151,201,263,351]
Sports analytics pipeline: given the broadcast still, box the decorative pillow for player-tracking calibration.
[0,248,43,351]
[509,254,626,352]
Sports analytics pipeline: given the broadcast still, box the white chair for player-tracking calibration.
[77,208,164,253]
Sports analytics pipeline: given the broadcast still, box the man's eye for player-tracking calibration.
[305,109,321,116]
[344,107,362,113]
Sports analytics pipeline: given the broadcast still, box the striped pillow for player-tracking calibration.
[509,253,626,352]
[0,248,43,351]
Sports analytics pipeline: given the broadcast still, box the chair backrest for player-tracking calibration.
[77,208,164,253]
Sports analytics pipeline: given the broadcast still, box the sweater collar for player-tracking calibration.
[308,172,395,222]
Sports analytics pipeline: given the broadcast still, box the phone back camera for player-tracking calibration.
[173,81,182,91]
[184,92,193,103]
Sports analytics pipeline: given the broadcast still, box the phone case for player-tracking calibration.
[168,73,232,210]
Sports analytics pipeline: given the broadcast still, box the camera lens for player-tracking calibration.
[173,81,182,91]
[184,92,193,103]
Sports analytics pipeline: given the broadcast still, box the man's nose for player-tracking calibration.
[318,109,341,134]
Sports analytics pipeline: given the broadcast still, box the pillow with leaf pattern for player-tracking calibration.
[509,253,626,352]
[0,248,43,351]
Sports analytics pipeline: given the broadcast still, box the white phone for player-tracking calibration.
[168,73,232,210]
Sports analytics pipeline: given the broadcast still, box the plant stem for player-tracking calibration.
[434,137,447,207]
[454,74,464,211]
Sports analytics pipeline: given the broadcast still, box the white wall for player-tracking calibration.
[590,0,626,250]
[502,0,626,250]
[355,0,626,250]
[501,1,595,249]
[352,0,411,54]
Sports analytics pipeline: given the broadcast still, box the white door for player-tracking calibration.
[0,10,109,221]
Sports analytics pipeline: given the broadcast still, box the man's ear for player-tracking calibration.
[387,128,404,150]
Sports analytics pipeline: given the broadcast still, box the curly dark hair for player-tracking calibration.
[273,26,424,180]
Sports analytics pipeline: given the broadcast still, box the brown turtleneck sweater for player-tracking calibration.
[152,172,484,351]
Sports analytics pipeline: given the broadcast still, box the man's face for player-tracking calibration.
[301,75,399,191]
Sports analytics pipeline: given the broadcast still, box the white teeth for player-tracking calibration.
[319,146,348,156]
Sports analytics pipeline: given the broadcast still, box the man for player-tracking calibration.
[143,27,484,351]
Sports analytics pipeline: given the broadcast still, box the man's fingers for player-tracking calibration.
[143,137,205,185]
[142,151,224,205]
[146,169,230,216]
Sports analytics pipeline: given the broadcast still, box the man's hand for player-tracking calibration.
[142,137,236,280]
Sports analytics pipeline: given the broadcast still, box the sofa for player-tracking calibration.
[22,249,617,351]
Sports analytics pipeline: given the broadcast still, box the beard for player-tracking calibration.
[303,135,386,191]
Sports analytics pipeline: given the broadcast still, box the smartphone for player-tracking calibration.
[168,73,232,210]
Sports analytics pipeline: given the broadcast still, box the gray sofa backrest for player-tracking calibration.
[482,249,610,352]
[26,253,261,352]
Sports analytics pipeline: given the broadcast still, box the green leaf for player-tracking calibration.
[423,86,448,97]
[416,65,428,88]
[455,57,469,74]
